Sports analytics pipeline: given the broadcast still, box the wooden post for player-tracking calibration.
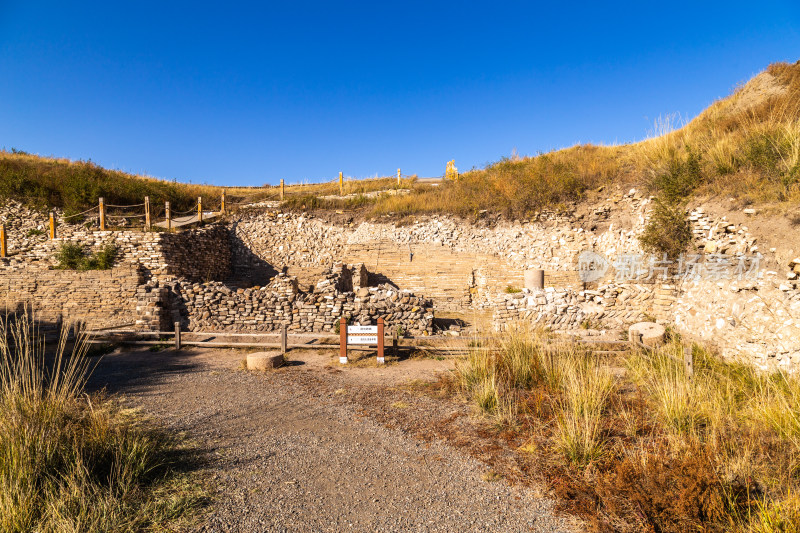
[197,197,203,224]
[174,322,181,351]
[98,198,106,231]
[220,190,226,214]
[397,168,401,186]
[339,317,347,364]
[377,317,385,364]
[144,196,151,231]
[339,171,343,196]
[281,324,287,355]
[684,347,694,379]
[49,212,56,239]
[165,201,172,231]
[392,328,398,358]
[280,179,285,201]
[0,224,6,258]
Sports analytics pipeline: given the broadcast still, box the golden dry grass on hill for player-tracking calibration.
[369,61,800,219]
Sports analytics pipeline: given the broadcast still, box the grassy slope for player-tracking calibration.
[3,61,799,219]
[369,61,800,219]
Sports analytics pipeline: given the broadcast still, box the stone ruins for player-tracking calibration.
[1,191,798,369]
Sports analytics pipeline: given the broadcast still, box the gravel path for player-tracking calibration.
[88,349,574,532]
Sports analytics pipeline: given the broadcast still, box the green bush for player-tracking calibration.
[55,243,118,270]
[651,149,703,203]
[638,199,693,259]
[55,242,85,270]
[86,244,118,270]
[743,130,784,180]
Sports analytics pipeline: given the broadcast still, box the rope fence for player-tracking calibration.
[0,163,452,256]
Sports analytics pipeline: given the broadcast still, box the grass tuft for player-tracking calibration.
[0,312,204,531]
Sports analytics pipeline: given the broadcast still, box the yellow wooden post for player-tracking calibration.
[0,224,6,258]
[397,168,401,186]
[339,171,343,196]
[197,197,203,224]
[220,190,226,214]
[144,196,151,231]
[280,179,285,201]
[49,212,56,239]
[99,197,106,231]
[165,201,171,231]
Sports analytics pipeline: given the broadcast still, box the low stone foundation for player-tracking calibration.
[137,265,434,335]
[492,283,671,331]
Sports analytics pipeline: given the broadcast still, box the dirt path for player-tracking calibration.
[87,348,575,532]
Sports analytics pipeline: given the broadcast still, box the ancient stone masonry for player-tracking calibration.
[672,275,800,370]
[1,223,231,282]
[492,283,672,332]
[230,190,651,310]
[139,265,434,335]
[2,265,143,329]
[3,192,799,366]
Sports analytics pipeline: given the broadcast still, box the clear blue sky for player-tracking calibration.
[1,1,799,186]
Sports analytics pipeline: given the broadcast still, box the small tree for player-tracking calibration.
[638,199,693,259]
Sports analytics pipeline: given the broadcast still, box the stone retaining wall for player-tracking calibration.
[1,265,143,329]
[1,224,231,282]
[137,265,434,335]
[492,283,673,331]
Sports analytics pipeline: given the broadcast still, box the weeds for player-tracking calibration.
[555,357,614,467]
[453,327,800,531]
[0,312,204,531]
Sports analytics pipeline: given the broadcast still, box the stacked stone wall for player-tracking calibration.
[142,266,434,335]
[1,265,143,329]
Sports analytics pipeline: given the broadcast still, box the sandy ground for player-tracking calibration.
[86,347,576,532]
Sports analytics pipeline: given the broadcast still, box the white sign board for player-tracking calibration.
[347,325,378,345]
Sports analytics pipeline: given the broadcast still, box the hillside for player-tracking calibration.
[2,61,799,221]
[367,60,800,219]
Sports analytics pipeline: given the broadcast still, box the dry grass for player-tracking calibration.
[368,62,800,219]
[453,327,800,532]
[0,313,204,532]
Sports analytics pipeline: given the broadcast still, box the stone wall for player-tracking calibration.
[492,282,673,331]
[673,275,800,369]
[139,265,434,335]
[1,223,231,282]
[3,193,799,366]
[1,265,143,329]
[229,197,647,311]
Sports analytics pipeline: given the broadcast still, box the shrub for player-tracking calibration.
[85,244,118,270]
[55,242,85,270]
[638,199,693,259]
[650,149,703,203]
[596,446,737,532]
[55,243,118,270]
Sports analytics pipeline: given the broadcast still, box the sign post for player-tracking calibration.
[341,320,385,364]
[339,317,348,364]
